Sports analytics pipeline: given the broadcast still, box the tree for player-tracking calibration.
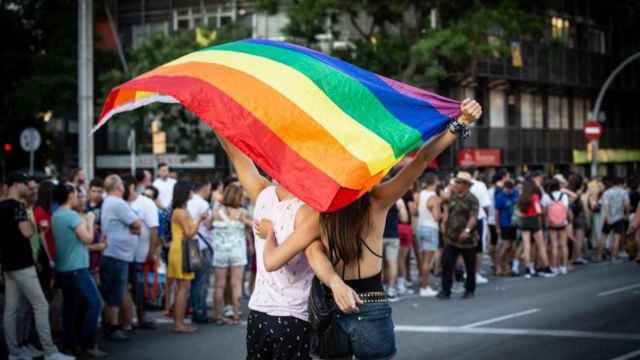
[97,24,251,158]
[256,0,541,88]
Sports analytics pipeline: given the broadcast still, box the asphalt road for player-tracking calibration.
[96,260,640,360]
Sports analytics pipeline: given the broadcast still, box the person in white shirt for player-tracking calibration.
[470,172,491,284]
[186,181,215,324]
[541,178,571,275]
[152,163,177,210]
[125,174,159,329]
[417,173,442,297]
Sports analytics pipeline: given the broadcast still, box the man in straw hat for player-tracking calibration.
[438,171,479,300]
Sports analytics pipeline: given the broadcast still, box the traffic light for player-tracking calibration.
[3,143,12,155]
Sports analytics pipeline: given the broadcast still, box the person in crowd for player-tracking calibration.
[86,178,106,282]
[68,168,87,198]
[257,99,482,358]
[470,170,491,285]
[542,178,571,275]
[125,173,159,330]
[212,183,252,325]
[417,173,442,297]
[495,180,519,276]
[153,163,177,210]
[587,179,604,252]
[1,179,8,200]
[100,174,142,342]
[490,170,510,272]
[52,183,107,358]
[34,181,56,288]
[625,177,639,260]
[568,175,589,265]
[627,200,640,263]
[186,181,215,324]
[136,170,153,193]
[518,179,554,278]
[597,177,630,261]
[0,172,74,360]
[396,190,415,296]
[437,171,479,300]
[167,181,209,333]
[382,187,409,300]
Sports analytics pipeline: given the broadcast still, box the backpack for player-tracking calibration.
[547,193,568,228]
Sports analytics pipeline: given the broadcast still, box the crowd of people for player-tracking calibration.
[1,99,639,360]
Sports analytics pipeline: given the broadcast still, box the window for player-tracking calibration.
[521,93,533,128]
[132,22,170,48]
[489,89,505,128]
[173,4,236,31]
[551,16,573,47]
[533,95,544,129]
[587,28,606,54]
[507,94,519,127]
[560,97,569,129]
[574,97,585,129]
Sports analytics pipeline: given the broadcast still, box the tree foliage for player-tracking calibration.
[257,0,541,88]
[98,25,251,157]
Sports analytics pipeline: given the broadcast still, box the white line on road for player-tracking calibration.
[610,349,640,360]
[598,283,640,297]
[462,309,540,328]
[394,326,640,341]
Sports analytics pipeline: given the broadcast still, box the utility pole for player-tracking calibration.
[78,0,95,179]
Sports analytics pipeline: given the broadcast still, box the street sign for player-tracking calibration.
[584,121,602,141]
[20,127,41,152]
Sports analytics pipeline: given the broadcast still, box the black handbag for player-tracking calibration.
[182,236,203,273]
[308,276,350,358]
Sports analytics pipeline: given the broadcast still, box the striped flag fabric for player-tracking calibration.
[96,39,461,212]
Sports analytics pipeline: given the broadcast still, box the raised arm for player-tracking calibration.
[215,133,270,203]
[371,99,482,209]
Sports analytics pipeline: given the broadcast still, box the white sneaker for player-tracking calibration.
[387,287,399,302]
[397,282,407,296]
[560,266,568,275]
[419,287,438,297]
[223,305,234,318]
[20,345,44,358]
[44,352,75,360]
[476,273,489,284]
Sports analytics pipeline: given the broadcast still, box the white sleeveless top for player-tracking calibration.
[418,190,439,229]
[248,186,314,321]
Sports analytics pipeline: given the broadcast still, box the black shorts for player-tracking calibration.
[500,227,517,241]
[520,216,541,233]
[247,310,311,360]
[602,220,625,235]
[488,225,498,246]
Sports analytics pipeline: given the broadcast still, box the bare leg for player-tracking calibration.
[164,278,175,316]
[522,231,531,269]
[230,266,244,323]
[549,230,559,268]
[213,267,229,322]
[573,228,585,262]
[419,251,435,288]
[559,229,569,268]
[174,280,195,332]
[397,247,410,284]
[611,233,622,258]
[534,230,550,268]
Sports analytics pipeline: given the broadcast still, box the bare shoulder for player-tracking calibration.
[294,204,319,227]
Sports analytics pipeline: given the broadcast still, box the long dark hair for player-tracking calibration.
[319,193,371,268]
[171,181,192,210]
[35,181,54,213]
[517,179,538,212]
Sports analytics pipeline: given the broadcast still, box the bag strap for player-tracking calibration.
[197,232,214,254]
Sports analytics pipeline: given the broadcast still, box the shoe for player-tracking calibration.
[44,352,76,360]
[452,283,465,294]
[419,287,438,298]
[462,292,475,300]
[397,283,407,296]
[20,345,44,358]
[560,266,568,275]
[137,320,158,330]
[510,270,520,277]
[83,347,109,358]
[524,268,534,279]
[387,287,399,302]
[436,292,450,300]
[476,274,489,284]
[540,267,557,278]
[105,329,130,342]
[223,305,234,318]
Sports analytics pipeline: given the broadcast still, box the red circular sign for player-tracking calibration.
[584,121,602,141]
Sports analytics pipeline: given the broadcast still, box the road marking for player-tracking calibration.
[394,326,640,341]
[598,283,640,297]
[610,349,640,360]
[462,309,540,328]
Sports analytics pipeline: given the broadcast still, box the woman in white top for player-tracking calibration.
[542,178,572,275]
[417,173,442,297]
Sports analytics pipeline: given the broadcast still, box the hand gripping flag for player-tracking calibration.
[96,39,461,212]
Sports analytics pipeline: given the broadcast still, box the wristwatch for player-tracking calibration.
[448,119,471,139]
[464,228,471,234]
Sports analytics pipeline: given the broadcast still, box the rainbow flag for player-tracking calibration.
[96,39,460,212]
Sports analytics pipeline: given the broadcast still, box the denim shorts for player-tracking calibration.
[418,226,439,252]
[100,256,130,307]
[334,303,396,360]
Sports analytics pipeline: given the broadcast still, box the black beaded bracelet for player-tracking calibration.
[448,119,470,139]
